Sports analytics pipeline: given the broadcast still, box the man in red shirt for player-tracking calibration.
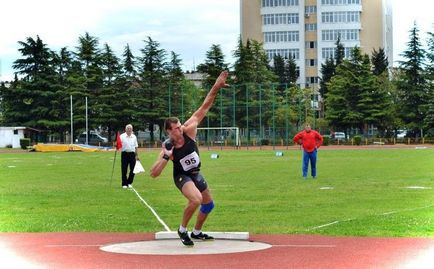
[293,123,323,179]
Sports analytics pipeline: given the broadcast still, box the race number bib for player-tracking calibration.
[179,151,200,171]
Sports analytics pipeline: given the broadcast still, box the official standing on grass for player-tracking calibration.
[120,124,139,189]
[293,123,323,179]
[150,71,229,247]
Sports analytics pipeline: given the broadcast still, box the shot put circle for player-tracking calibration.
[101,239,271,255]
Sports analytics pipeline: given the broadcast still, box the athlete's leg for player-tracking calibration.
[180,181,203,228]
[302,151,309,177]
[194,188,213,231]
[310,150,317,177]
[127,153,136,185]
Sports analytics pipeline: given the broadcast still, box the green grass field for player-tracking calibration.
[1,148,433,237]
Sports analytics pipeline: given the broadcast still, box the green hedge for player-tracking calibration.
[20,138,31,149]
[323,136,330,146]
[353,135,362,145]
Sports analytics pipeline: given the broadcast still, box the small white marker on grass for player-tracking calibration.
[405,186,431,189]
[319,187,334,190]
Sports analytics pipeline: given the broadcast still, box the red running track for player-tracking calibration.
[0,233,433,269]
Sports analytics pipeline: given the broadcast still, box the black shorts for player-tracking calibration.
[174,173,208,193]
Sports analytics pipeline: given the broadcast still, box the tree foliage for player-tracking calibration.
[396,24,428,138]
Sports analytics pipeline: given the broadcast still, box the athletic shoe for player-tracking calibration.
[177,229,194,246]
[191,232,214,241]
[122,185,128,189]
[128,184,133,188]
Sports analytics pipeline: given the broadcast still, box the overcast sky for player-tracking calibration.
[0,0,433,81]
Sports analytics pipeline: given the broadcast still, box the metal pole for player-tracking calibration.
[220,91,223,150]
[285,84,289,149]
[85,96,88,144]
[272,84,275,150]
[181,86,184,122]
[246,84,249,149]
[233,85,236,149]
[259,85,262,149]
[70,95,73,144]
[168,84,171,117]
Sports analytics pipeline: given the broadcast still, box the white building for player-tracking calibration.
[0,127,39,148]
[241,0,393,92]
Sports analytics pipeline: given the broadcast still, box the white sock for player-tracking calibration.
[192,228,201,235]
[179,225,187,233]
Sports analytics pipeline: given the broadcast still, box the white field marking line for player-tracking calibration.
[45,244,102,247]
[308,219,354,231]
[381,204,434,215]
[131,187,171,232]
[273,244,336,248]
[308,204,434,231]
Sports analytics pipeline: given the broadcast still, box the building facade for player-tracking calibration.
[240,0,393,93]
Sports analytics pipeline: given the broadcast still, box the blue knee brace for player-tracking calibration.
[200,201,215,214]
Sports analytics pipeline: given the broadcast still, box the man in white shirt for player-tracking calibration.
[120,124,139,189]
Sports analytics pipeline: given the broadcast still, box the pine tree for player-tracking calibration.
[137,37,167,142]
[97,43,123,141]
[11,36,59,136]
[166,51,188,121]
[285,57,298,85]
[50,47,75,142]
[75,32,103,134]
[117,44,139,135]
[122,44,136,77]
[335,36,345,66]
[371,48,389,76]
[397,24,428,138]
[196,44,228,88]
[424,31,434,136]
[319,57,335,101]
[272,54,286,85]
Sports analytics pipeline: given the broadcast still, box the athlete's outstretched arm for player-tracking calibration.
[183,71,229,137]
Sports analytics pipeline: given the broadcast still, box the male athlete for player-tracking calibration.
[150,71,229,246]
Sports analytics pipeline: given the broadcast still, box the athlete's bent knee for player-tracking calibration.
[200,201,215,214]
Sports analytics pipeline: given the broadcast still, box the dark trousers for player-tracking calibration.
[121,152,136,186]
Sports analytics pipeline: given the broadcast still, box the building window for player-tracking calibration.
[322,48,335,59]
[266,49,300,61]
[306,77,319,84]
[14,129,19,135]
[321,29,359,41]
[321,0,360,5]
[321,11,360,23]
[305,41,317,48]
[321,47,354,60]
[305,23,317,31]
[305,59,317,66]
[262,13,299,25]
[264,31,299,43]
[262,0,299,8]
[305,6,317,14]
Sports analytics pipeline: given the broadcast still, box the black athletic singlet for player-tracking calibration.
[172,134,201,177]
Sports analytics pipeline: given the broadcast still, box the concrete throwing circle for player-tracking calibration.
[100,239,272,255]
